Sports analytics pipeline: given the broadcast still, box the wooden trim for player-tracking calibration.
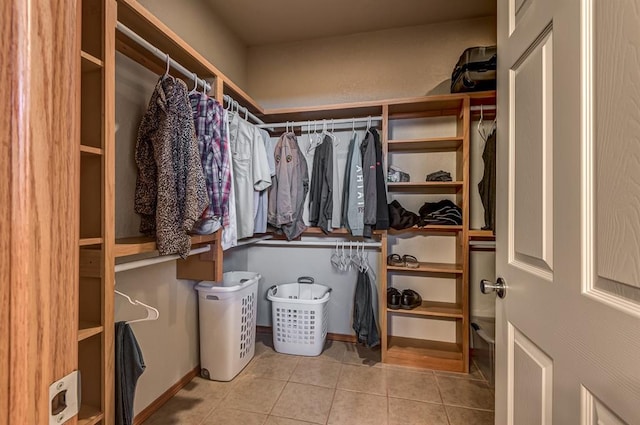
[133,365,200,425]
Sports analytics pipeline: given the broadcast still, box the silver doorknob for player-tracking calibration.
[481,277,506,299]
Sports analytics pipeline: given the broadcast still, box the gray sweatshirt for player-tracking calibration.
[346,134,364,236]
[360,130,377,237]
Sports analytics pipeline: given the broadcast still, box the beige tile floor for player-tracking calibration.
[144,334,494,425]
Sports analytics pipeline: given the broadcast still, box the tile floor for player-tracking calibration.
[144,335,494,425]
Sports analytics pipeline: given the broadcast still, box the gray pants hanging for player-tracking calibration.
[115,322,146,425]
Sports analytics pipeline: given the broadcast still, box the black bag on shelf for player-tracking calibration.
[451,46,497,93]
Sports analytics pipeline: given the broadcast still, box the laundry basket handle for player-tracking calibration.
[268,285,278,296]
[297,276,314,284]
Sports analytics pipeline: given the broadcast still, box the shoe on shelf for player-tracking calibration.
[401,289,422,310]
[402,254,419,268]
[387,287,402,310]
[387,253,404,267]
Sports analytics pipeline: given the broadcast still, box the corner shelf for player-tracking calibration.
[388,301,463,319]
[386,336,464,372]
[387,137,463,152]
[80,145,104,156]
[78,322,103,342]
[387,261,463,274]
[387,182,463,193]
[78,404,103,425]
[468,229,495,241]
[114,233,218,257]
[80,50,103,72]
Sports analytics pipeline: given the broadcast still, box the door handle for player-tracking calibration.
[481,277,507,299]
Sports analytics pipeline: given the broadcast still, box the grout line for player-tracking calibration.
[442,402,495,412]
[325,364,343,425]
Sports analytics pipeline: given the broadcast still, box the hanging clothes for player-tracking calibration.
[221,110,238,250]
[342,133,364,236]
[115,322,145,425]
[268,132,309,240]
[309,135,333,233]
[254,129,277,234]
[360,130,377,237]
[228,113,272,239]
[189,92,231,234]
[373,129,390,230]
[352,269,380,348]
[331,133,350,229]
[134,76,209,258]
[297,131,319,226]
[478,129,496,231]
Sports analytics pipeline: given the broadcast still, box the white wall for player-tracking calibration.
[139,0,248,88]
[247,17,496,108]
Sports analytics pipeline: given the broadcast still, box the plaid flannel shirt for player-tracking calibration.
[189,93,231,227]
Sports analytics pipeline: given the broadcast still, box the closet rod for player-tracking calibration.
[223,94,266,125]
[254,240,382,248]
[114,245,211,273]
[116,22,212,93]
[255,116,384,130]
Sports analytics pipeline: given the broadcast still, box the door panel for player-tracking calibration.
[497,0,640,423]
[594,0,640,291]
[510,324,553,425]
[512,29,554,275]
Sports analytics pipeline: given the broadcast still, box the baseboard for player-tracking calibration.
[256,325,357,343]
[133,365,200,425]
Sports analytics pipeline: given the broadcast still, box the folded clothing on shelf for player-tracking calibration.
[388,165,410,183]
[388,200,421,229]
[426,170,452,182]
[419,200,462,225]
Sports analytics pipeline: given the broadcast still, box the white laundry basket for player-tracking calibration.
[267,277,331,356]
[195,271,260,381]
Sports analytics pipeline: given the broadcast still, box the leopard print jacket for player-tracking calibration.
[134,76,209,258]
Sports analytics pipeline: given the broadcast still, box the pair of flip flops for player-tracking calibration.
[386,253,419,268]
[387,288,422,310]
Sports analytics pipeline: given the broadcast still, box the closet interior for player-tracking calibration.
[76,0,496,423]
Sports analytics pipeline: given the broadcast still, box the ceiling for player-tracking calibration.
[206,0,496,46]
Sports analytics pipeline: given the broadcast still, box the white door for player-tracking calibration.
[493,0,640,423]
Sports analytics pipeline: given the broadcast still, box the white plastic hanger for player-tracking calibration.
[162,54,171,79]
[477,105,496,143]
[115,289,159,324]
[189,72,198,95]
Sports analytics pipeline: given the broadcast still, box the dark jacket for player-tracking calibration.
[373,129,389,230]
[309,135,333,233]
[360,130,377,237]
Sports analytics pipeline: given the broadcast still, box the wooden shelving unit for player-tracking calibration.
[114,233,218,257]
[382,94,470,373]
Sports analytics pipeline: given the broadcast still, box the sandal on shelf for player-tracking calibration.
[387,253,404,267]
[387,287,401,310]
[401,289,422,310]
[402,254,419,268]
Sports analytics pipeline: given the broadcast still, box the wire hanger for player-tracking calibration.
[115,289,159,324]
[477,105,497,142]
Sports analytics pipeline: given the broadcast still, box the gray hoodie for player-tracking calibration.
[345,134,364,236]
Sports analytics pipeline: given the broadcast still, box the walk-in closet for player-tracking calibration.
[8,0,499,424]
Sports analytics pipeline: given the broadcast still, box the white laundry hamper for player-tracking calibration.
[267,277,332,356]
[195,271,260,381]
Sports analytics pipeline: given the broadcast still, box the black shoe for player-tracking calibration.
[401,289,422,310]
[387,287,401,310]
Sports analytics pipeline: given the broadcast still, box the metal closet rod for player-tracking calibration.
[255,240,382,248]
[255,116,384,130]
[115,245,211,273]
[223,94,266,125]
[116,22,212,93]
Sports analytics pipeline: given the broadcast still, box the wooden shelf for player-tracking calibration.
[115,233,217,257]
[78,404,103,425]
[267,227,385,239]
[387,261,463,274]
[387,182,462,193]
[387,137,463,152]
[388,301,463,318]
[468,229,495,241]
[389,225,462,234]
[80,50,103,72]
[80,145,103,156]
[79,238,103,246]
[78,322,103,342]
[387,94,466,117]
[386,336,464,372]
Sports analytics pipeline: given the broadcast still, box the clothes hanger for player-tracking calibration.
[477,105,490,143]
[189,72,198,95]
[162,54,171,80]
[115,289,159,324]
